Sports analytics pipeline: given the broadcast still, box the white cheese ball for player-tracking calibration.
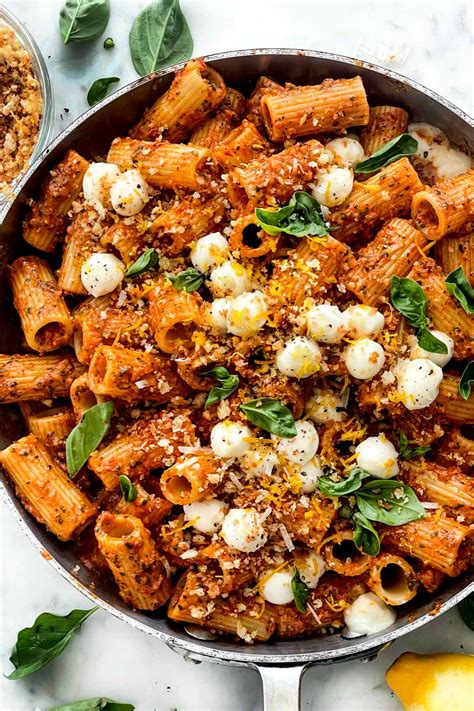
[311,167,354,207]
[396,358,443,410]
[305,389,346,423]
[344,592,396,636]
[226,291,268,336]
[343,304,385,338]
[294,550,326,589]
[221,508,267,553]
[296,456,323,493]
[343,338,385,380]
[110,169,149,216]
[272,420,319,466]
[326,137,365,167]
[81,253,125,298]
[210,420,252,458]
[355,435,399,479]
[208,260,251,298]
[276,337,322,379]
[260,569,294,605]
[190,232,229,274]
[206,298,231,333]
[411,330,454,368]
[239,444,278,478]
[306,303,346,344]
[82,162,120,204]
[183,499,228,534]
[409,122,472,180]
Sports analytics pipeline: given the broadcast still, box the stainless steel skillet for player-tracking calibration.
[1,49,473,711]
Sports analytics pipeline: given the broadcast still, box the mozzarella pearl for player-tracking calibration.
[208,260,251,298]
[296,456,323,493]
[226,291,268,336]
[396,358,443,411]
[326,137,365,167]
[411,330,454,368]
[276,337,322,379]
[344,592,396,636]
[110,169,148,216]
[190,232,229,274]
[206,298,231,333]
[355,435,399,479]
[343,338,385,380]
[260,569,294,605]
[221,508,267,553]
[239,444,278,478]
[210,420,252,458]
[183,499,228,534]
[272,420,319,466]
[305,389,346,423]
[82,162,120,204]
[306,303,346,343]
[81,253,125,297]
[408,122,472,180]
[343,304,385,338]
[311,167,354,207]
[294,550,326,589]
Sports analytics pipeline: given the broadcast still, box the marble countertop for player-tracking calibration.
[1,0,473,709]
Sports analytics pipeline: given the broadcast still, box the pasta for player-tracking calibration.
[1,60,472,646]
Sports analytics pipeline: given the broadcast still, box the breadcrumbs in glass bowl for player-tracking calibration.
[0,7,53,205]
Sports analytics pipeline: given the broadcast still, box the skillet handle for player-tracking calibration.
[252,663,309,711]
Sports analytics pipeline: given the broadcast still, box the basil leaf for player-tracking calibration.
[240,398,297,438]
[7,608,97,680]
[66,402,114,477]
[291,568,309,613]
[458,593,474,631]
[103,37,114,49]
[129,0,193,77]
[119,475,137,503]
[125,248,159,278]
[356,480,426,526]
[352,512,380,556]
[317,467,370,497]
[445,267,474,315]
[167,268,204,293]
[459,361,474,400]
[59,0,110,44]
[255,191,329,238]
[87,77,120,106]
[355,133,418,174]
[417,327,448,355]
[49,699,134,711]
[204,367,239,409]
[398,431,431,460]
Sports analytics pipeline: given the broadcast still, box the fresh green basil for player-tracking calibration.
[459,361,474,400]
[391,276,447,354]
[167,268,204,293]
[291,568,309,613]
[87,77,120,106]
[398,431,431,460]
[240,398,297,438]
[125,248,159,278]
[204,367,239,409]
[317,467,370,497]
[129,0,193,77]
[355,133,418,174]
[103,37,114,49]
[445,267,474,315]
[66,402,114,477]
[352,512,380,556]
[255,191,329,238]
[59,0,110,44]
[119,475,137,503]
[7,608,97,680]
[458,593,474,631]
[49,699,134,711]
[356,480,426,526]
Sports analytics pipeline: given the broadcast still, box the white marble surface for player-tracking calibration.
[1,0,473,709]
